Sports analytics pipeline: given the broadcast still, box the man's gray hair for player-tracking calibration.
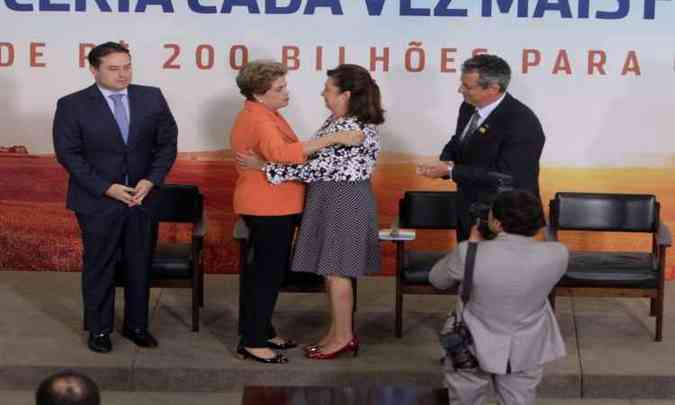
[461,54,511,92]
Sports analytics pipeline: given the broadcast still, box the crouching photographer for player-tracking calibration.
[429,190,569,405]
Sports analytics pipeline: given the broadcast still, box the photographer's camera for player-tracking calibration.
[440,324,479,370]
[469,172,515,240]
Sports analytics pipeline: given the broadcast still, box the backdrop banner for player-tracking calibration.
[1,1,673,276]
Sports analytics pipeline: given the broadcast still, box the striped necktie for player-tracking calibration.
[460,111,480,144]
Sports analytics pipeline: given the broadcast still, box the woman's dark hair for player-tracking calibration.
[491,190,545,237]
[87,42,130,69]
[327,64,385,125]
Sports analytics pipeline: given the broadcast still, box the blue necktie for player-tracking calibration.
[109,94,129,144]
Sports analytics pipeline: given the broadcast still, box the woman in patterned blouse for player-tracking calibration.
[240,64,385,360]
[231,61,364,364]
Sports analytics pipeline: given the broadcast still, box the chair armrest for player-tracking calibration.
[193,210,207,239]
[233,218,250,241]
[658,222,672,247]
[543,225,558,242]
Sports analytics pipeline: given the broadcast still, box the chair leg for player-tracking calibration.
[192,289,199,333]
[395,289,403,338]
[199,268,205,307]
[655,292,664,342]
[192,274,199,333]
[394,241,404,338]
[650,298,657,317]
[656,314,663,342]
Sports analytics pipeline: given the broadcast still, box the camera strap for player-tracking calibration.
[454,241,478,326]
[461,242,478,304]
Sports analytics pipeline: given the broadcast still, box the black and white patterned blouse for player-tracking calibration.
[264,115,380,184]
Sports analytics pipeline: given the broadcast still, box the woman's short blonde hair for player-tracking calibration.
[236,60,288,101]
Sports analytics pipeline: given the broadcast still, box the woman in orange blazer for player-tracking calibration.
[231,60,361,364]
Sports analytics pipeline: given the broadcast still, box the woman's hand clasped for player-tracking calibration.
[236,150,265,170]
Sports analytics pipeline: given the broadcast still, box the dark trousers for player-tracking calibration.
[76,207,155,335]
[240,214,298,348]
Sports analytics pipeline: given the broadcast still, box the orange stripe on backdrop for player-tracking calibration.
[0,151,673,279]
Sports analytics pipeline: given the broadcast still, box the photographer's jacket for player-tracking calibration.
[429,234,568,374]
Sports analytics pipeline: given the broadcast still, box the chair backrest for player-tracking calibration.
[399,191,457,229]
[152,184,203,224]
[550,192,658,232]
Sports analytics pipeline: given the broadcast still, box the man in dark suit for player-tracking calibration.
[418,54,545,241]
[53,42,177,353]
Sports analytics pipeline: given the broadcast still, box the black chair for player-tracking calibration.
[547,192,671,341]
[390,191,459,338]
[151,184,206,332]
[233,218,357,334]
[84,184,206,333]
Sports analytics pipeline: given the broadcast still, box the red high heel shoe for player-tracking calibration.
[306,336,359,360]
[304,344,321,353]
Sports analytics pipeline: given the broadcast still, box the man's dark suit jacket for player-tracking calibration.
[440,93,545,239]
[53,84,177,214]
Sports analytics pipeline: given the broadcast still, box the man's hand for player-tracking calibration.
[236,150,265,170]
[337,130,365,146]
[105,184,136,205]
[130,179,154,206]
[416,161,453,178]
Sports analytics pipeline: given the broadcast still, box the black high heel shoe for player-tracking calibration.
[267,338,298,350]
[237,345,288,364]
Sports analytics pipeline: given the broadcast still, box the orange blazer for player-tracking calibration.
[231,100,306,216]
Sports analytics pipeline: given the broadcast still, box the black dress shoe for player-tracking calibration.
[267,338,298,350]
[237,345,288,364]
[88,333,112,353]
[122,327,158,348]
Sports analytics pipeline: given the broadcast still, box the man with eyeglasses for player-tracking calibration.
[418,54,545,241]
